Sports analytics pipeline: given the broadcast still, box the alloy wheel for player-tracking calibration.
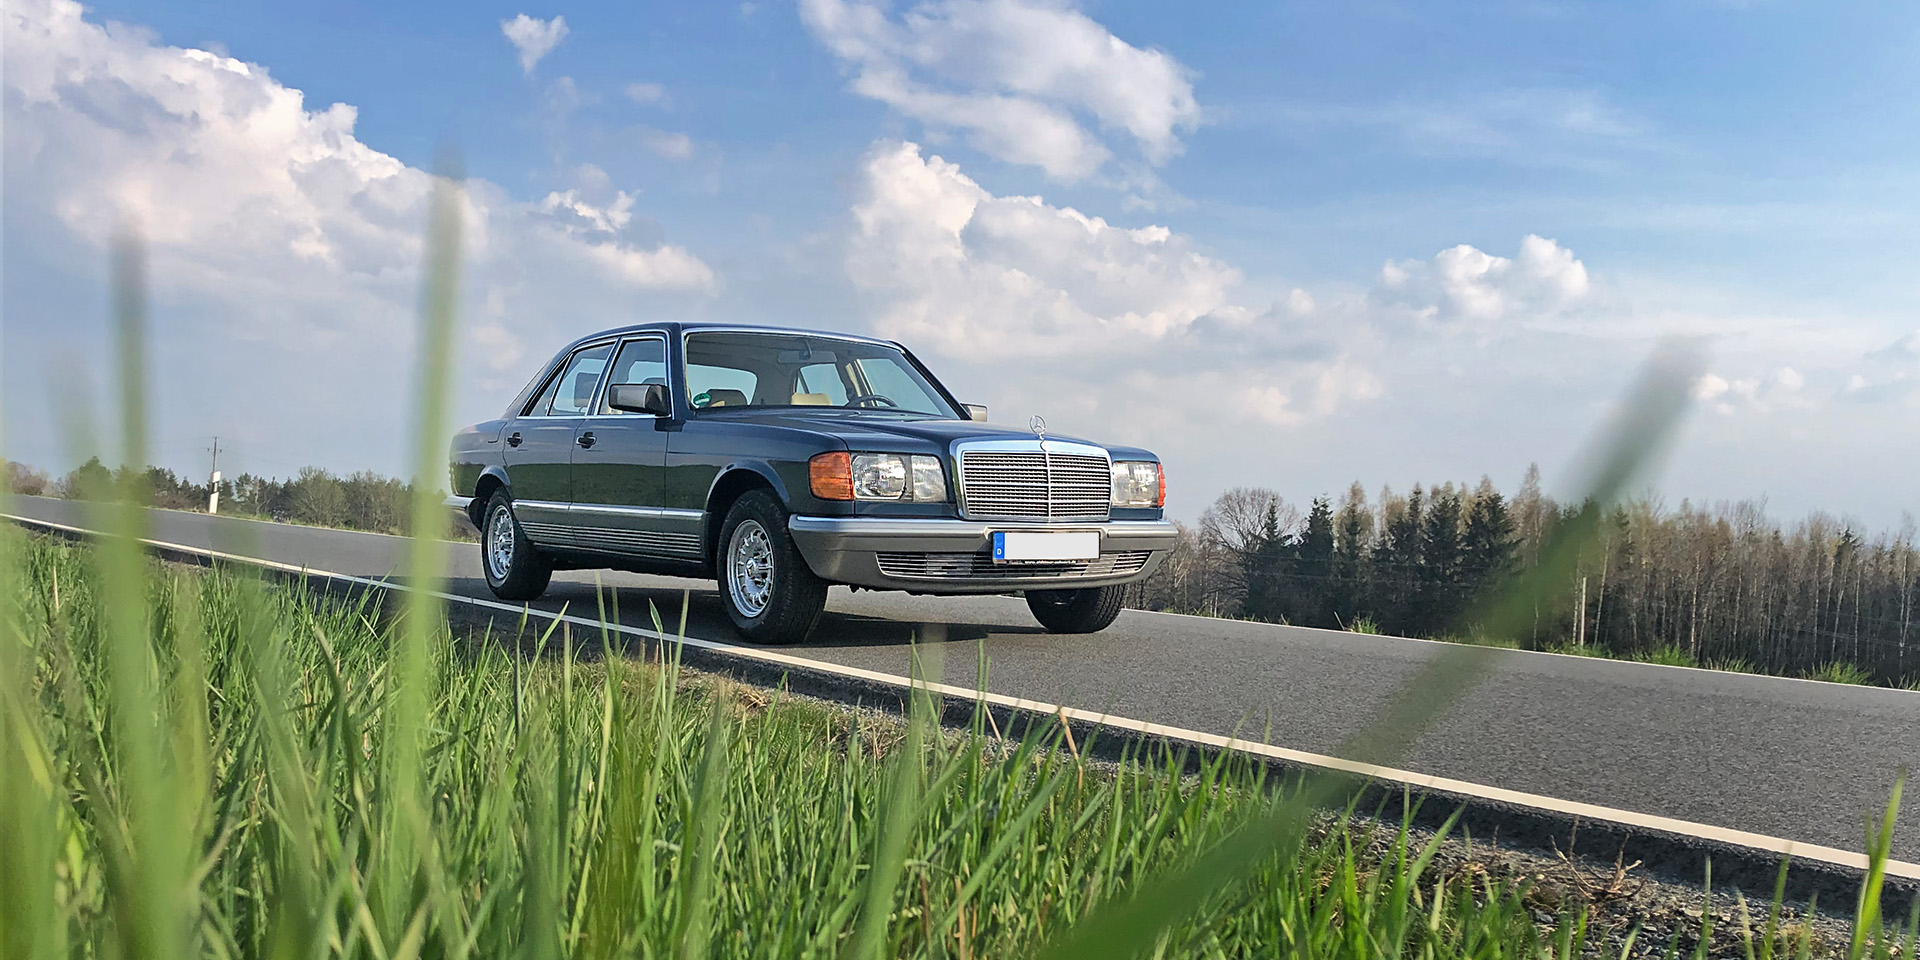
[486,502,516,581]
[727,519,775,617]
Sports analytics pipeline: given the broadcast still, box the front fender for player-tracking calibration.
[703,460,795,510]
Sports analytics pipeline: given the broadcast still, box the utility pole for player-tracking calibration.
[207,436,222,515]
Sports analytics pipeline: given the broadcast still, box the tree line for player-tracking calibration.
[1124,466,1920,684]
[3,458,444,538]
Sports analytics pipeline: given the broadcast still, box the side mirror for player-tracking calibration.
[964,403,989,422]
[608,382,673,417]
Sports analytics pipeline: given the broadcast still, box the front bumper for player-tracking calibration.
[787,516,1179,594]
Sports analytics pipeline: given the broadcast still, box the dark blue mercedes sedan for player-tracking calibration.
[449,323,1176,644]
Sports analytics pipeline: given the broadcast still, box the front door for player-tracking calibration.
[569,335,698,558]
[503,341,612,546]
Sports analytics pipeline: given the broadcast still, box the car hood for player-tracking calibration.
[700,410,1100,450]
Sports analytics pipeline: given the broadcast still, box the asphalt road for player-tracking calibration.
[10,494,1918,861]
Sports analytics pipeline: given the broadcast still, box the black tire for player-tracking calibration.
[716,489,827,645]
[1026,585,1125,634]
[480,489,552,602]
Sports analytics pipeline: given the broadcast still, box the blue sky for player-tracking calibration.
[5,0,1917,527]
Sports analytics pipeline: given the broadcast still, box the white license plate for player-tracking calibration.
[992,531,1099,562]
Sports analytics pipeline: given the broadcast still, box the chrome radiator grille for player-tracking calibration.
[959,443,1111,521]
[876,551,1151,582]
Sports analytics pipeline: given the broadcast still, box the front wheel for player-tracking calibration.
[717,490,827,645]
[481,490,552,601]
[1026,585,1125,634]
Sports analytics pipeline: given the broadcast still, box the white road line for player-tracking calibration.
[8,509,1916,881]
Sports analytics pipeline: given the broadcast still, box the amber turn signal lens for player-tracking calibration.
[1155,462,1166,508]
[809,451,855,501]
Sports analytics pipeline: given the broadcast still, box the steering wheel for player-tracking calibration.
[846,394,899,408]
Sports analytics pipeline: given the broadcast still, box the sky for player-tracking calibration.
[3,0,1917,529]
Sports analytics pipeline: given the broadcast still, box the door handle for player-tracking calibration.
[576,431,596,449]
[506,432,522,447]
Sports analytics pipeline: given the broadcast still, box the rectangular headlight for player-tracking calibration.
[850,453,948,501]
[1111,460,1162,507]
[851,453,908,499]
[910,455,946,502]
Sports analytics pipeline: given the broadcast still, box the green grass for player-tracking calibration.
[1631,645,1702,669]
[0,529,1554,957]
[6,520,1920,958]
[4,529,1913,959]
[1804,662,1876,686]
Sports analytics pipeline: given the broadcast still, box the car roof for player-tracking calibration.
[556,322,900,354]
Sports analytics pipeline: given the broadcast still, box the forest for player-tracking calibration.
[3,457,429,537]
[1125,466,1920,685]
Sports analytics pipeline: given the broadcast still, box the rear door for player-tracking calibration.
[503,341,612,546]
[570,335,700,558]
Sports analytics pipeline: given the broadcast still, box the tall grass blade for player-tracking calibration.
[88,229,195,959]
[381,152,467,938]
[676,695,733,960]
[0,405,62,960]
[845,653,936,960]
[1851,774,1905,960]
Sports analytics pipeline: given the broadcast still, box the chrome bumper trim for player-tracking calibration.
[786,516,1177,593]
[787,517,1177,539]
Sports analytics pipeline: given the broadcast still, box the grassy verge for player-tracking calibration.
[0,526,1913,958]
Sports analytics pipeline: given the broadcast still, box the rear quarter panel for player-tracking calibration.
[449,420,507,498]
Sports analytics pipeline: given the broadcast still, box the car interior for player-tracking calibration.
[683,332,950,414]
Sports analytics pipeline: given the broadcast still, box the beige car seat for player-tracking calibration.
[703,388,750,407]
[790,393,832,405]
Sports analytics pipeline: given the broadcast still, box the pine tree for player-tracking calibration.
[1418,484,1466,634]
[1332,483,1374,626]
[1461,477,1518,631]
[1241,501,1294,622]
[1294,496,1336,626]
[1374,485,1424,634]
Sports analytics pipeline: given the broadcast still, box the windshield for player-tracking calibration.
[682,331,960,417]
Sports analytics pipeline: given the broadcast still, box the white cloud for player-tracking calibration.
[1693,364,1821,415]
[844,140,1376,437]
[1693,373,1730,401]
[1872,330,1919,360]
[800,0,1201,182]
[1394,88,1640,151]
[4,0,712,474]
[849,140,1240,357]
[1278,87,1656,173]
[1844,330,1920,405]
[624,82,668,106]
[636,126,695,160]
[502,14,569,74]
[1378,234,1591,326]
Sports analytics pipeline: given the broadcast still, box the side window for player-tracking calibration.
[540,343,613,416]
[686,364,759,408]
[794,362,850,406]
[528,368,566,417]
[600,338,668,414]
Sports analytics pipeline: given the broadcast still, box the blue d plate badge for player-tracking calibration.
[992,530,1100,563]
